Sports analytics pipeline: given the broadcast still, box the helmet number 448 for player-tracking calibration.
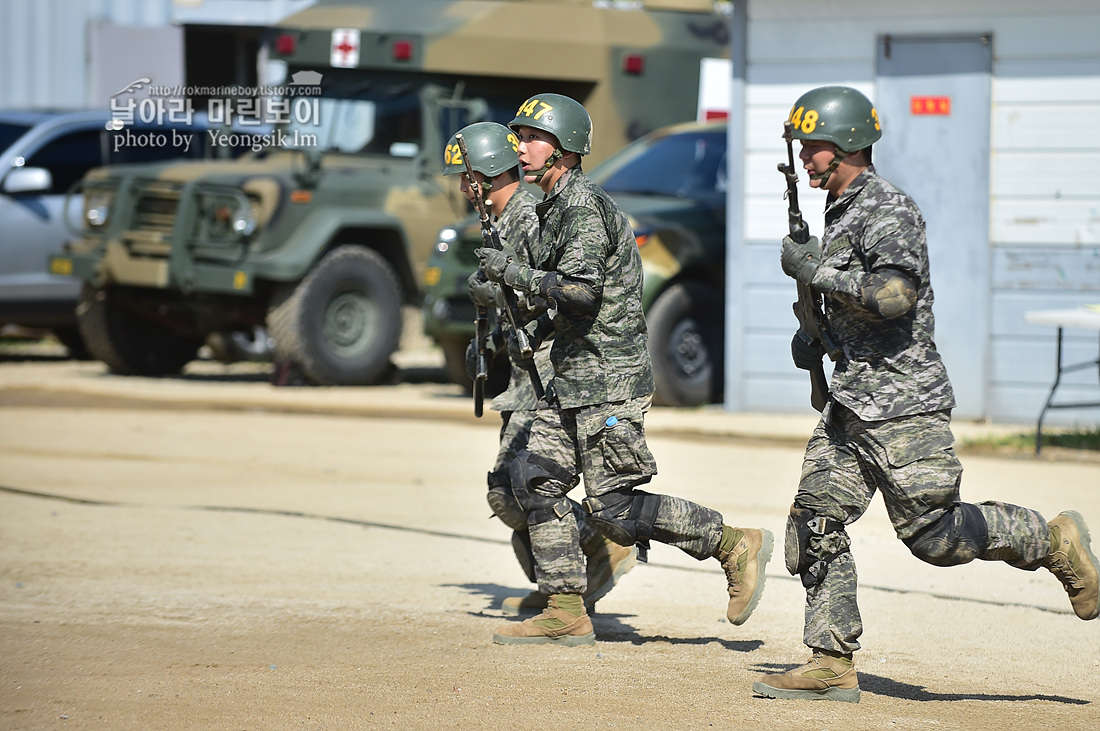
[788,106,819,134]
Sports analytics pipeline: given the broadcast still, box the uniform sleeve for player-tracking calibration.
[814,195,922,319]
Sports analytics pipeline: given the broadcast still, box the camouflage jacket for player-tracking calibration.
[490,185,552,413]
[813,166,955,420]
[524,167,654,409]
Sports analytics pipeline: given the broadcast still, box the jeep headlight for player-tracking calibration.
[231,205,257,238]
[85,189,115,228]
[435,227,458,253]
[207,193,259,241]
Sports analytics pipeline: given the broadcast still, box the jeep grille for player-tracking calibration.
[133,185,181,235]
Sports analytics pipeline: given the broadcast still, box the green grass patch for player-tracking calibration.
[962,425,1100,453]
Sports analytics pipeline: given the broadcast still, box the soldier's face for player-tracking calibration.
[514,125,560,175]
[798,140,837,189]
[458,171,488,203]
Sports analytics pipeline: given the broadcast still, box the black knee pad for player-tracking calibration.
[582,489,661,549]
[903,502,989,567]
[784,504,849,588]
[511,530,536,584]
[510,450,574,526]
[486,475,527,532]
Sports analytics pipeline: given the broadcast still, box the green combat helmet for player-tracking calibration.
[443,122,521,181]
[510,93,592,181]
[787,85,881,184]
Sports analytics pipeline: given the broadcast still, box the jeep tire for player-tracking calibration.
[76,284,203,376]
[267,246,402,386]
[439,334,510,398]
[647,281,724,407]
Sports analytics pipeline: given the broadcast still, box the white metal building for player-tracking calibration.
[724,0,1100,427]
[0,0,314,110]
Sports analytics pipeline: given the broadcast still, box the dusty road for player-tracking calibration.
[1,350,1099,730]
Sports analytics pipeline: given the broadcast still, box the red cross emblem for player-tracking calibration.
[331,29,360,68]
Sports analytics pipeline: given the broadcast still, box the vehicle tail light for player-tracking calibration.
[622,53,645,75]
[275,33,297,55]
[393,40,413,61]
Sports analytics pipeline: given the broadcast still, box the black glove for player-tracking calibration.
[464,338,479,382]
[477,246,536,293]
[791,332,826,371]
[467,270,503,308]
[464,335,501,382]
[780,235,823,286]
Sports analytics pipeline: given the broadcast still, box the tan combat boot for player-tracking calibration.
[500,591,548,616]
[753,651,861,703]
[582,535,639,608]
[1046,510,1100,620]
[493,595,595,646]
[501,537,638,616]
[716,527,773,625]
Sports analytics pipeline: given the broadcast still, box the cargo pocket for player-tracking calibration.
[588,405,657,479]
[880,419,955,467]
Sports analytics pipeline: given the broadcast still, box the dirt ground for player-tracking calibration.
[1,346,1099,730]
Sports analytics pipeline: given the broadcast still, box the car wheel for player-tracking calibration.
[440,334,510,397]
[76,285,203,375]
[647,282,724,407]
[52,326,93,360]
[266,246,403,386]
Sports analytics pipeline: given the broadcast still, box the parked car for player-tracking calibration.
[421,120,728,406]
[0,110,237,357]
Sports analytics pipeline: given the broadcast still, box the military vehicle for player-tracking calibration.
[424,119,728,407]
[55,0,730,384]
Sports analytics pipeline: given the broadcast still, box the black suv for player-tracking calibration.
[421,120,728,406]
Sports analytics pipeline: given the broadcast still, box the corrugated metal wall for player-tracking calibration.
[0,0,173,110]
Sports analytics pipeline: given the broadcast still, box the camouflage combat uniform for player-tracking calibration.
[796,166,1051,654]
[512,168,725,595]
[484,186,602,553]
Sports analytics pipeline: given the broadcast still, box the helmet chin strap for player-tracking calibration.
[527,148,564,183]
[810,148,848,186]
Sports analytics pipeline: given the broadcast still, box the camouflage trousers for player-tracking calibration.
[487,409,599,547]
[794,405,1050,654]
[523,395,724,595]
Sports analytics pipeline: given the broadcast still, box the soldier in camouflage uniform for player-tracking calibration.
[444,122,639,618]
[754,86,1100,703]
[477,94,773,646]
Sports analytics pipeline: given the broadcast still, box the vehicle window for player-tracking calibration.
[23,128,104,194]
[0,122,33,153]
[286,87,420,154]
[593,130,727,201]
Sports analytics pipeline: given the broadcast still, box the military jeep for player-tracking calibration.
[56,0,730,385]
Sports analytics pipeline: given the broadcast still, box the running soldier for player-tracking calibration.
[477,94,773,646]
[443,122,638,617]
[754,86,1100,703]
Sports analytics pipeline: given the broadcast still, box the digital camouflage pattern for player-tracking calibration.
[507,167,724,595]
[813,166,955,421]
[486,186,547,413]
[795,408,1050,654]
[510,168,654,410]
[523,397,725,594]
[792,169,1053,652]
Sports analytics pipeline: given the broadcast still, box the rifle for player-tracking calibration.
[456,133,544,417]
[778,121,840,413]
